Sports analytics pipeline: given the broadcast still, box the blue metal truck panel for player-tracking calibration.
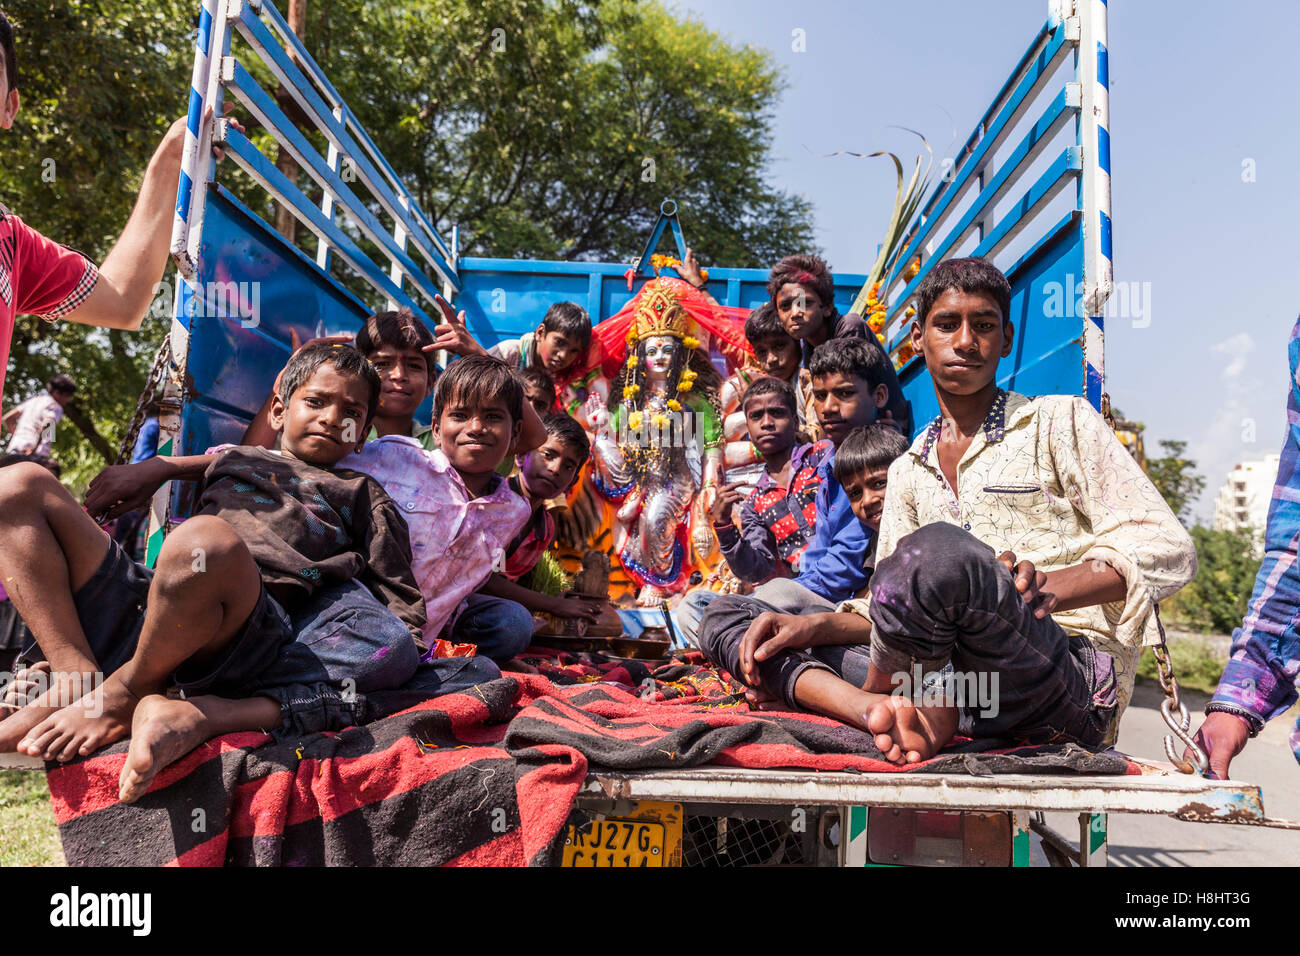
[161,0,1113,524]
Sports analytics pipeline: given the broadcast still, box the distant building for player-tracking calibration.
[1213,455,1281,536]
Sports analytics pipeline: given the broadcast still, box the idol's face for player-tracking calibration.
[644,335,679,379]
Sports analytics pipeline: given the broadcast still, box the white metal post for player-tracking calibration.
[1076,0,1111,405]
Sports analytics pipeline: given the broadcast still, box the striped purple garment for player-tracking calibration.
[1211,315,1300,765]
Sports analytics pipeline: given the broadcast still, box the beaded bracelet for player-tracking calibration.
[1204,702,1263,738]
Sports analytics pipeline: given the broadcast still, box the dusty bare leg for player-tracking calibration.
[16,515,263,762]
[119,693,280,803]
[0,463,111,749]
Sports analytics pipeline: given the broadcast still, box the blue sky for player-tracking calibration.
[675,0,1300,522]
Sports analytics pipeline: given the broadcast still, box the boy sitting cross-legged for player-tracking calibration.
[0,344,431,800]
[699,424,907,711]
[476,413,604,623]
[711,376,832,584]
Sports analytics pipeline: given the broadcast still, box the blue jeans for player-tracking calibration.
[674,590,718,648]
[448,592,534,664]
[236,579,422,735]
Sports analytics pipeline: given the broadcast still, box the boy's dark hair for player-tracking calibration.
[767,254,836,313]
[808,338,890,391]
[278,343,381,425]
[354,308,437,376]
[741,375,798,417]
[46,374,75,396]
[434,354,523,424]
[519,367,557,407]
[542,411,590,463]
[743,301,792,346]
[0,9,17,92]
[540,301,592,349]
[833,424,910,485]
[913,256,1012,328]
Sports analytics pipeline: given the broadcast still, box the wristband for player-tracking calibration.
[1204,702,1263,738]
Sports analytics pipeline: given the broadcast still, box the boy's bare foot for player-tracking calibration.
[865,695,959,765]
[14,676,137,762]
[0,668,99,753]
[119,695,212,803]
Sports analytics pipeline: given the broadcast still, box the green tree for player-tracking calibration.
[1146,439,1206,526]
[2,0,817,492]
[0,1,194,491]
[303,0,815,264]
[1163,525,1261,634]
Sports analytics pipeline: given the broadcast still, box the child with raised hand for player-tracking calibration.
[711,376,832,584]
[0,344,432,801]
[430,293,596,415]
[476,413,603,623]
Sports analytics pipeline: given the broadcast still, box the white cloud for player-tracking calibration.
[1211,331,1256,381]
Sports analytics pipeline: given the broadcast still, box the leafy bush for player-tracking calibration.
[1162,525,1261,634]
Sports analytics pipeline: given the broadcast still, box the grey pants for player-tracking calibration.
[697,593,872,710]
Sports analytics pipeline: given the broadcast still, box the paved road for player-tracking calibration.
[1037,682,1300,866]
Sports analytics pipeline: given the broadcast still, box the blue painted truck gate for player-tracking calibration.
[156,0,1111,535]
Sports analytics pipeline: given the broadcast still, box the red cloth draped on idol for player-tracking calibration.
[582,276,751,605]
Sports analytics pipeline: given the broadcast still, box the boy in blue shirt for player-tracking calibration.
[754,337,897,610]
[699,424,907,709]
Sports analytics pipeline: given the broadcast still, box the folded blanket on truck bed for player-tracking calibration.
[43,649,1135,866]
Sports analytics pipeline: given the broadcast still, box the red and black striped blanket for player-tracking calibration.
[43,649,1134,866]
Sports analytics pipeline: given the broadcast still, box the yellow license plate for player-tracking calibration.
[563,820,666,867]
[561,801,684,867]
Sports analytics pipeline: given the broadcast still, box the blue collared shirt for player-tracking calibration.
[793,450,874,602]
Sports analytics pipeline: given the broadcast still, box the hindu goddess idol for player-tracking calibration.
[584,278,750,604]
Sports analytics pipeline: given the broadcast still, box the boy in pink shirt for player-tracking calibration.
[336,355,536,660]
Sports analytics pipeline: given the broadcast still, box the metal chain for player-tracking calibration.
[115,336,173,466]
[1100,390,1116,430]
[1151,605,1209,774]
[1100,394,1206,774]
